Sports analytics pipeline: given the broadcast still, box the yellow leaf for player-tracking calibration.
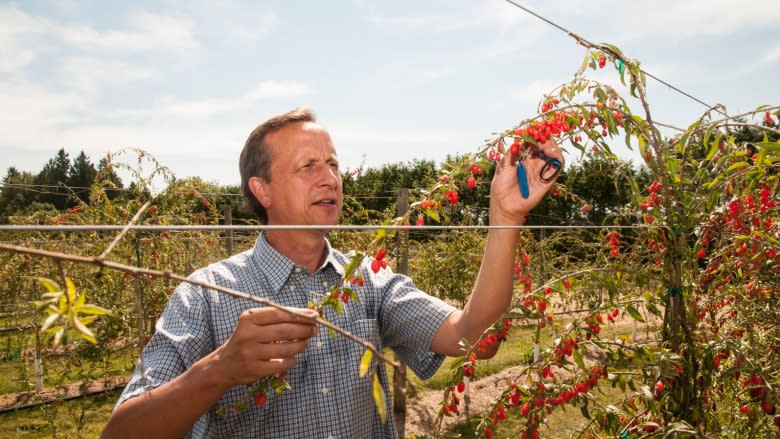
[359,349,373,378]
[40,313,61,332]
[37,277,60,293]
[72,316,97,344]
[373,374,387,423]
[77,304,110,316]
[65,278,77,303]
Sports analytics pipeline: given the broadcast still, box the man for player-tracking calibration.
[102,107,562,438]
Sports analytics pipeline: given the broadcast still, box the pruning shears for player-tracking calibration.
[516,149,562,198]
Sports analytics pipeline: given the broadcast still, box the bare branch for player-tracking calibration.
[98,201,151,261]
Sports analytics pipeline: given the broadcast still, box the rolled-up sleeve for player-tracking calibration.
[375,270,456,380]
[115,274,215,408]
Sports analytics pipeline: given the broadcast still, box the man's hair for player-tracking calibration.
[239,107,316,223]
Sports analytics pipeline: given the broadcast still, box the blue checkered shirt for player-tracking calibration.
[117,232,456,438]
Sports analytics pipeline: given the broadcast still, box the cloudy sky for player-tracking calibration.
[2,0,779,186]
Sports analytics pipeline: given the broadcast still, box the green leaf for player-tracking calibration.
[359,349,373,378]
[626,305,645,323]
[580,402,591,419]
[342,254,364,280]
[646,301,662,318]
[424,208,440,223]
[373,374,387,423]
[724,162,749,174]
[755,141,780,153]
[572,348,586,371]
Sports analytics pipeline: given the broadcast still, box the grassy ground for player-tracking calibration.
[0,389,119,438]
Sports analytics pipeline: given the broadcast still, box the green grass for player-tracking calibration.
[0,389,119,438]
[0,343,136,395]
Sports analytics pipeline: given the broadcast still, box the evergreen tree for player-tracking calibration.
[0,167,36,222]
[35,148,71,210]
[68,151,97,203]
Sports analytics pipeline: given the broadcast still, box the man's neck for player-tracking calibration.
[264,230,327,273]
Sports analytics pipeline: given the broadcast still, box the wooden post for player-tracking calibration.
[393,188,409,438]
[34,330,43,392]
[223,205,234,256]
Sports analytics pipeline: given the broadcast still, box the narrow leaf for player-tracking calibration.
[359,349,373,378]
[373,374,387,423]
[572,348,586,371]
[72,316,97,344]
[626,305,645,323]
[37,277,60,293]
[40,312,61,332]
[77,304,111,316]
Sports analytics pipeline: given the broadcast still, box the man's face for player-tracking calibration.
[261,121,343,226]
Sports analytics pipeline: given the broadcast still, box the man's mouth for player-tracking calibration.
[314,198,337,206]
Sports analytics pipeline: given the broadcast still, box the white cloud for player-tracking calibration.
[593,0,780,40]
[361,1,531,33]
[509,79,566,104]
[247,81,313,100]
[764,41,780,64]
[59,11,198,52]
[63,56,157,93]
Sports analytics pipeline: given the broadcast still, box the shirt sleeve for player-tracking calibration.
[115,272,216,408]
[375,270,457,380]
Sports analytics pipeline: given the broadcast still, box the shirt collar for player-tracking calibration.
[252,232,345,296]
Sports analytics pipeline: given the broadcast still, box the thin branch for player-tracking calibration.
[0,242,399,369]
[98,201,150,260]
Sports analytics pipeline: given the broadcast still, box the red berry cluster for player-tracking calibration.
[370,248,388,273]
[475,318,513,353]
[606,230,620,257]
[765,111,775,126]
[514,249,533,292]
[444,189,459,205]
[739,374,777,419]
[583,312,612,339]
[349,273,365,288]
[639,180,664,210]
[468,163,484,189]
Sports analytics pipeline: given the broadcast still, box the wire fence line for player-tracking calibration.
[0,224,648,233]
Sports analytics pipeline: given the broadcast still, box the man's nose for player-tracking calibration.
[318,164,340,188]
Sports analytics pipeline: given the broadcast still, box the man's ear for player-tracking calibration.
[248,176,271,208]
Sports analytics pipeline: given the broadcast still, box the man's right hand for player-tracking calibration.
[208,307,319,388]
[101,306,319,439]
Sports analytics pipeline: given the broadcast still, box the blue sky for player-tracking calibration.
[1,0,779,187]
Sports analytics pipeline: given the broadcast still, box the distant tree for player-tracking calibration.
[68,151,97,203]
[0,167,37,222]
[342,159,438,221]
[95,156,124,200]
[35,148,71,210]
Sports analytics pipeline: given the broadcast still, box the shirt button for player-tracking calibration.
[321,387,329,396]
[295,267,302,273]
[289,285,295,291]
[326,435,334,439]
[316,341,323,348]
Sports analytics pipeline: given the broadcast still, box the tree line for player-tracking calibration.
[0,148,653,226]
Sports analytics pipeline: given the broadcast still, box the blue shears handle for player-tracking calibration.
[516,162,529,198]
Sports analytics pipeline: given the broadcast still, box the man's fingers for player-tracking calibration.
[247,322,318,344]
[253,339,311,360]
[241,307,319,326]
